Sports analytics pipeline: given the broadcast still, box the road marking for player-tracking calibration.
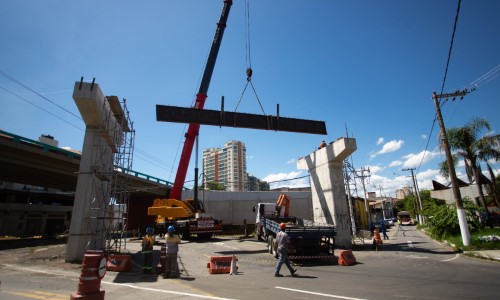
[441,254,460,262]
[104,282,235,300]
[406,255,428,259]
[2,264,234,300]
[275,286,368,300]
[3,290,67,300]
[407,241,414,247]
[212,242,240,250]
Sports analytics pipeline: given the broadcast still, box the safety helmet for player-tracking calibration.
[146,227,153,234]
[167,225,175,232]
[279,223,286,230]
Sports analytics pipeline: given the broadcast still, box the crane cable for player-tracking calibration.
[234,0,269,128]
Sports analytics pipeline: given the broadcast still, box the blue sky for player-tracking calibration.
[1,0,499,198]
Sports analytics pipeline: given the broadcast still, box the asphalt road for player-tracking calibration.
[1,226,499,300]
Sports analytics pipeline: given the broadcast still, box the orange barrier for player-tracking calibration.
[70,250,106,300]
[338,249,357,266]
[156,244,166,274]
[106,254,132,272]
[374,229,383,245]
[207,256,238,274]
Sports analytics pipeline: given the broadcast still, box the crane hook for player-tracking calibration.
[246,67,253,81]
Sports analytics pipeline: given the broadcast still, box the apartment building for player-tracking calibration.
[202,140,247,192]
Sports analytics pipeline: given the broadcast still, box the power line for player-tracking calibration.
[0,69,82,120]
[417,0,462,173]
[0,85,84,131]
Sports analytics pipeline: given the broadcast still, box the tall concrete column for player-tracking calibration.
[66,81,120,262]
[297,137,357,249]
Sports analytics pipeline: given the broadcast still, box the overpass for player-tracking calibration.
[0,129,172,197]
[0,129,177,238]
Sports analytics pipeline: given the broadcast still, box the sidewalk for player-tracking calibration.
[352,225,500,262]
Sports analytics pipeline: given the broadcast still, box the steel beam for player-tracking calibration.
[156,105,327,135]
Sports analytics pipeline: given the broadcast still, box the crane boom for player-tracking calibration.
[170,0,233,201]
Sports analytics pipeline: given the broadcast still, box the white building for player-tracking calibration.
[202,140,247,192]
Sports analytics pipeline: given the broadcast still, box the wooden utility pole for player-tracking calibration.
[356,167,371,229]
[402,168,424,225]
[432,90,470,246]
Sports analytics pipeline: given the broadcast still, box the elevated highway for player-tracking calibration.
[0,130,171,197]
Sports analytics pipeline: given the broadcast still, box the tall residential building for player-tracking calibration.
[202,140,247,192]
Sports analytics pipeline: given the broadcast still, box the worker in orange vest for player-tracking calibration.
[142,227,155,274]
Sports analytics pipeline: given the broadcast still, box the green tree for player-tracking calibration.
[439,118,500,211]
[205,181,226,191]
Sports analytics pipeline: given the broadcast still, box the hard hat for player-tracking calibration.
[168,225,175,232]
[146,227,153,234]
[280,223,286,230]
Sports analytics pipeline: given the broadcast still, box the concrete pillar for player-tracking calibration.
[66,82,117,262]
[297,137,357,249]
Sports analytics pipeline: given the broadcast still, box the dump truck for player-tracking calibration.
[253,194,337,260]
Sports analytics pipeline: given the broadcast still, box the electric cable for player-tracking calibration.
[417,0,462,173]
[0,69,82,120]
[0,85,84,131]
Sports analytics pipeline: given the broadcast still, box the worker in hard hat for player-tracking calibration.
[274,223,297,277]
[318,140,327,149]
[142,227,155,274]
[164,225,182,278]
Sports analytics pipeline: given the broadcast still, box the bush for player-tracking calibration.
[425,199,482,241]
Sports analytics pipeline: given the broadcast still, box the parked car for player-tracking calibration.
[384,218,394,227]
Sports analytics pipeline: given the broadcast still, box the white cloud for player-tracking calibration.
[389,160,403,167]
[286,158,295,164]
[421,134,427,139]
[366,165,384,174]
[401,149,441,168]
[376,137,384,145]
[370,140,404,159]
[262,171,308,189]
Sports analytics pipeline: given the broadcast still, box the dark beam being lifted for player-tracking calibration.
[156,105,327,135]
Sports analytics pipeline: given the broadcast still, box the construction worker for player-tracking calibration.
[318,140,327,149]
[397,218,405,236]
[164,225,181,278]
[142,227,155,274]
[274,223,297,277]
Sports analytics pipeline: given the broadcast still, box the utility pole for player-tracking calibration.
[356,167,371,229]
[402,168,424,225]
[433,90,471,246]
[378,185,386,220]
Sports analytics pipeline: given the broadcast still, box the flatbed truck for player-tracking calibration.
[254,201,337,260]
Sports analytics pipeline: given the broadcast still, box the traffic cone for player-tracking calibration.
[229,254,238,275]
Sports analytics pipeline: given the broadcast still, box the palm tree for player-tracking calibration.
[440,118,500,211]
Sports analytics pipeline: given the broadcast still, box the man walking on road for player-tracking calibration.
[274,223,297,277]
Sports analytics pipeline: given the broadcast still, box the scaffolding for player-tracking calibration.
[343,159,359,235]
[86,95,134,255]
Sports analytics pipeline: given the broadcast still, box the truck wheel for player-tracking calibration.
[268,236,274,254]
[198,233,213,240]
[180,231,191,240]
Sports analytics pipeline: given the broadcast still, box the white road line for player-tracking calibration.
[406,255,428,259]
[2,264,234,300]
[104,282,235,300]
[275,286,368,300]
[441,254,460,262]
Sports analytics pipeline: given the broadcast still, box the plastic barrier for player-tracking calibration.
[156,244,166,274]
[207,256,238,274]
[70,250,106,300]
[106,254,132,272]
[338,249,357,266]
[373,229,383,244]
